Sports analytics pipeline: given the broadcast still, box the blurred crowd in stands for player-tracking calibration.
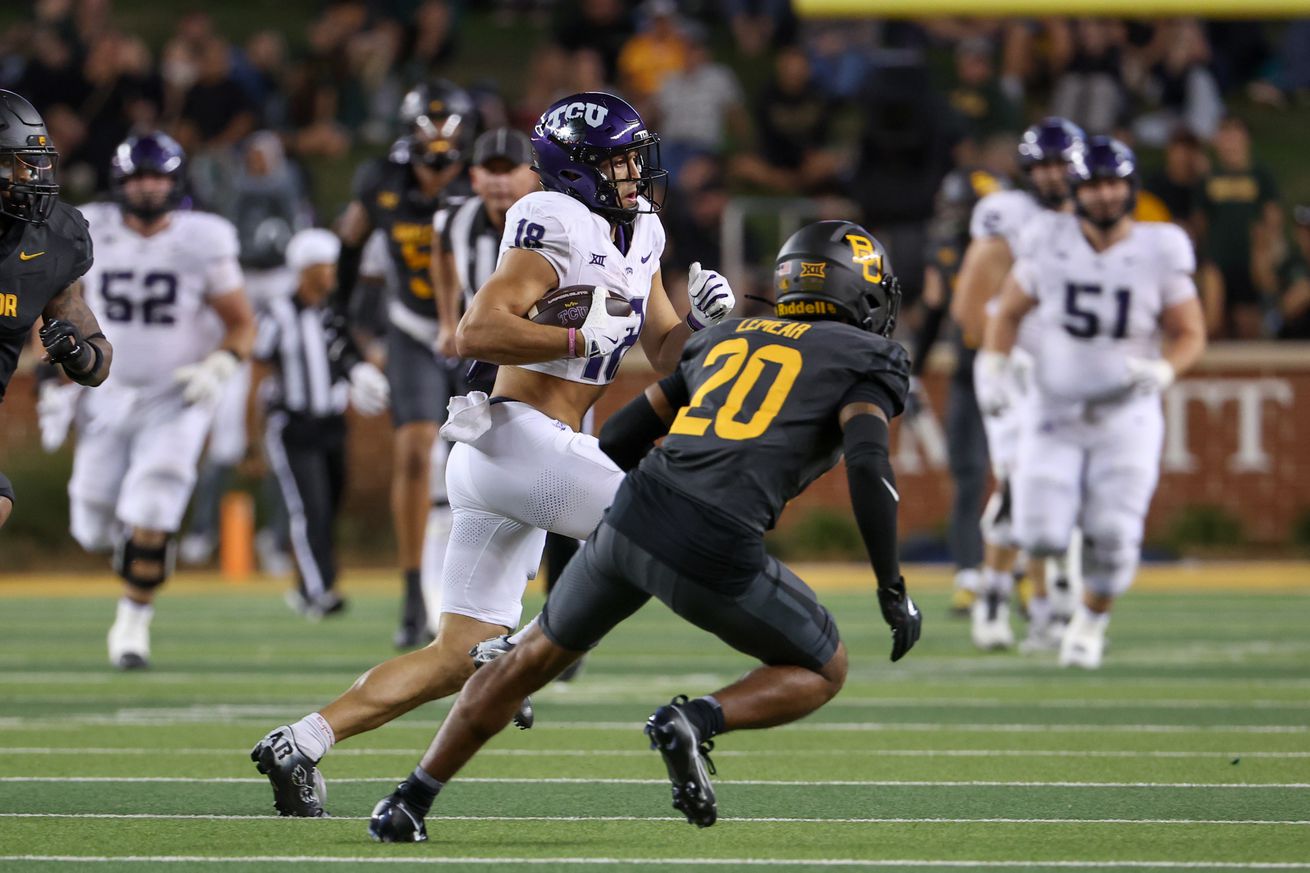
[4,0,1310,339]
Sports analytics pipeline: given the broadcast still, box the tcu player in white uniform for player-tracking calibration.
[952,118,1084,651]
[70,133,254,669]
[980,138,1206,668]
[250,92,735,818]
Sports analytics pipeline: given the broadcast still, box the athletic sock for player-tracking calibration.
[981,566,1014,598]
[1027,595,1052,628]
[401,766,444,816]
[679,695,725,740]
[1078,604,1111,629]
[116,597,154,626]
[953,567,980,593]
[289,712,335,762]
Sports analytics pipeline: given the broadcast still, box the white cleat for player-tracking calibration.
[107,601,153,670]
[970,593,1015,651]
[1059,610,1107,669]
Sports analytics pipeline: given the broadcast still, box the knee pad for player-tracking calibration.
[980,479,1014,547]
[113,535,177,591]
[1081,533,1138,598]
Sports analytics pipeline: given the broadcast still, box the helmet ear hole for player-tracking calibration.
[560,170,583,182]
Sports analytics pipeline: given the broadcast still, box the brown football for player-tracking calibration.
[527,285,631,327]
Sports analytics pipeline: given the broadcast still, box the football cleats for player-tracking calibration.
[1070,136,1139,231]
[774,220,901,337]
[645,696,718,828]
[397,79,474,170]
[532,91,667,220]
[0,89,59,225]
[250,727,328,817]
[1017,117,1085,209]
[111,132,187,222]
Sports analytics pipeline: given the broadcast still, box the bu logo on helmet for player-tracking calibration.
[539,101,611,135]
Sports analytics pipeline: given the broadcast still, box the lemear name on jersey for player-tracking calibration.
[735,316,813,339]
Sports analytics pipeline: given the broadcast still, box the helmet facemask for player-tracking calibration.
[0,148,59,225]
[553,132,667,220]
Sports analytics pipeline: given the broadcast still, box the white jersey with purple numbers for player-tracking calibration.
[80,204,244,390]
[1011,212,1197,403]
[972,189,1044,357]
[499,190,665,385]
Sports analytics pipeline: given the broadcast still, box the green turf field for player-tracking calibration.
[1,571,1308,872]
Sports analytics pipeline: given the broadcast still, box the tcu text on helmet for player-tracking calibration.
[540,101,610,134]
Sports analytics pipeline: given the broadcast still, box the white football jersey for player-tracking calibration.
[1011,212,1196,403]
[81,204,244,389]
[970,189,1041,251]
[499,191,665,384]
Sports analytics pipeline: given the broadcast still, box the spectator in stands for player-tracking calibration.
[947,36,1022,147]
[730,44,838,195]
[395,0,457,80]
[723,0,798,58]
[1131,19,1223,148]
[240,30,291,131]
[74,34,162,193]
[12,28,87,114]
[177,37,257,153]
[1143,127,1208,234]
[1050,19,1126,134]
[651,27,749,177]
[1199,115,1282,339]
[552,0,632,85]
[617,0,690,106]
[1265,205,1310,339]
[804,19,879,101]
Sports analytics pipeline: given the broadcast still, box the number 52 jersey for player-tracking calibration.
[1011,212,1196,403]
[80,203,244,390]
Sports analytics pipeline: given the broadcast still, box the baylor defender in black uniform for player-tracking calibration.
[0,89,112,525]
[334,79,474,647]
[366,220,922,842]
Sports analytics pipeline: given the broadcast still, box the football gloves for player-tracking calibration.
[348,362,390,416]
[39,319,95,374]
[578,287,641,359]
[37,381,81,453]
[876,576,922,662]
[1125,357,1175,395]
[686,262,735,330]
[174,350,240,406]
[973,349,1012,417]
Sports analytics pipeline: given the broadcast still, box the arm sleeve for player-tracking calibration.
[324,306,365,374]
[843,414,900,589]
[597,369,688,472]
[909,297,945,377]
[334,242,364,312]
[500,196,572,284]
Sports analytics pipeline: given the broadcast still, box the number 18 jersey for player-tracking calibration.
[1011,212,1196,403]
[499,191,665,385]
[80,204,244,389]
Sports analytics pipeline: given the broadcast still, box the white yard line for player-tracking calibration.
[2,747,1307,760]
[1,813,1307,826]
[1,855,1308,869]
[1,776,1305,788]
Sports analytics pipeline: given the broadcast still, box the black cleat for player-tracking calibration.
[368,784,429,842]
[250,727,327,817]
[115,652,150,670]
[645,696,718,828]
[555,654,586,683]
[470,635,534,729]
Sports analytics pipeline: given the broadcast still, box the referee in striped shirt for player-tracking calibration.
[256,230,390,618]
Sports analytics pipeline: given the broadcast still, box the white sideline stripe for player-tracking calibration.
[2,856,1309,869]
[3,746,1308,760]
[1,776,1304,788]
[2,717,1305,734]
[1,813,1307,826]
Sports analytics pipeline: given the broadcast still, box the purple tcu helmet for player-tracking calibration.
[111,131,186,222]
[1069,135,1138,229]
[531,92,667,220]
[1017,117,1085,167]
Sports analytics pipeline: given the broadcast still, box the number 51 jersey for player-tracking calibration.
[643,317,910,535]
[1011,212,1196,403]
[80,203,244,390]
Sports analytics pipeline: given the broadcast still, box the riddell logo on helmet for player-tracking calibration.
[776,300,837,317]
[540,102,611,133]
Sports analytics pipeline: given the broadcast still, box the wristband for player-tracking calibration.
[63,338,102,379]
[568,327,577,358]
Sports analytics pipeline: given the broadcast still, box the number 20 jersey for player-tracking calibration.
[1011,211,1196,403]
[499,191,665,385]
[643,317,910,535]
[80,203,243,389]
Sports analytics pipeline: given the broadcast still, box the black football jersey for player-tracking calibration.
[640,317,909,535]
[353,154,469,321]
[0,202,94,402]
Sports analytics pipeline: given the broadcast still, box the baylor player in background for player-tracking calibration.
[0,89,112,526]
[333,79,475,647]
[366,220,922,842]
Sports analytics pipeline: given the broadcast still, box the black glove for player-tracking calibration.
[876,576,922,662]
[39,319,94,373]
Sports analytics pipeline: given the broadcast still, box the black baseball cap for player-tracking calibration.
[472,128,534,168]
